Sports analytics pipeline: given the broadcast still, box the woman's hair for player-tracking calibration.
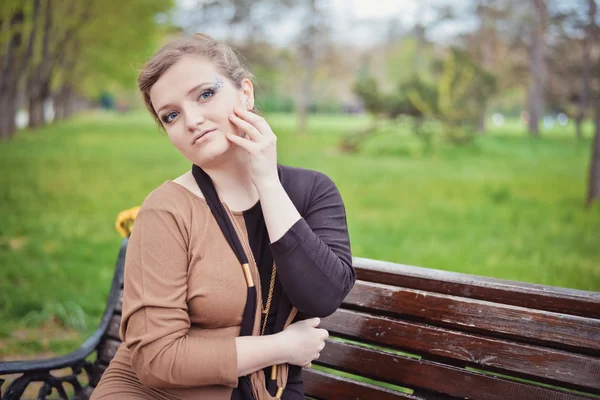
[138,33,254,127]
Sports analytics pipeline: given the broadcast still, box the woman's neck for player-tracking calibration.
[201,148,259,211]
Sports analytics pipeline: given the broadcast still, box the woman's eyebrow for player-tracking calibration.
[156,82,211,114]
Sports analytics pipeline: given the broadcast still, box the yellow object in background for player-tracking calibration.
[115,206,141,237]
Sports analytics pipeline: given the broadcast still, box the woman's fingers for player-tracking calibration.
[229,113,262,142]
[226,132,259,153]
[233,107,276,139]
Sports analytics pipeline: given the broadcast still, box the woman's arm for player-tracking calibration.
[254,178,300,243]
[237,317,326,374]
[121,205,312,389]
[257,172,355,317]
[226,109,355,318]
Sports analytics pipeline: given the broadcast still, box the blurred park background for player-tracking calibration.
[1,0,599,360]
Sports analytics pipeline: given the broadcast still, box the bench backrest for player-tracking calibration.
[92,240,600,399]
[304,258,600,400]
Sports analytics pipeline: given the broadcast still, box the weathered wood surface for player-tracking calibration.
[354,258,600,319]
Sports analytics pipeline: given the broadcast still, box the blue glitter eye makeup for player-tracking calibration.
[211,75,224,90]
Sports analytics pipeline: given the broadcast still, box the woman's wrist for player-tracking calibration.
[271,331,290,365]
[253,175,281,194]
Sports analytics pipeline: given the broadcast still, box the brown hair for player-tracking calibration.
[138,33,254,127]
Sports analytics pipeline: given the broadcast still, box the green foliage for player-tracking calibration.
[353,76,421,120]
[352,48,497,150]
[385,37,436,83]
[255,93,295,113]
[22,301,87,332]
[75,0,175,97]
[0,0,35,48]
[353,76,385,115]
[408,48,497,144]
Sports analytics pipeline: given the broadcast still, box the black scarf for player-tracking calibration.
[191,164,294,399]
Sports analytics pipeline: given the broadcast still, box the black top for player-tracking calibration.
[241,165,355,399]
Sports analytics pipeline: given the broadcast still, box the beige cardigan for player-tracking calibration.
[92,181,296,400]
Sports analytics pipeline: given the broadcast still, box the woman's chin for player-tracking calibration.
[188,138,234,165]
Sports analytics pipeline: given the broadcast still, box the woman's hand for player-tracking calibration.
[227,107,279,188]
[275,317,328,368]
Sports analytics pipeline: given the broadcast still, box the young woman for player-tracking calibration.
[91,33,355,400]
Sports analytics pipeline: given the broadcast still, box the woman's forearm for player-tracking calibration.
[235,333,288,376]
[255,180,301,243]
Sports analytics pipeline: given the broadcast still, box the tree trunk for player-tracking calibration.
[28,93,46,128]
[587,100,600,207]
[477,0,494,135]
[0,0,41,138]
[527,0,547,136]
[0,87,18,140]
[297,64,314,135]
[27,0,53,129]
[53,89,66,122]
[296,0,319,135]
[414,24,426,73]
[28,69,52,129]
[575,0,596,139]
[63,86,77,119]
[576,117,585,140]
[576,0,597,140]
[478,101,487,134]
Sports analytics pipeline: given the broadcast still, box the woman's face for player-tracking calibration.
[149,55,254,166]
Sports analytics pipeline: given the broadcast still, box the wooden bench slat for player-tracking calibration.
[321,309,600,392]
[344,281,600,353]
[105,314,121,341]
[317,339,595,400]
[115,289,123,313]
[354,259,600,319]
[97,339,121,365]
[303,368,423,400]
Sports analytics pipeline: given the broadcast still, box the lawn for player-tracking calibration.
[1,110,599,358]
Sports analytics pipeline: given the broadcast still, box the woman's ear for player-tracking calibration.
[241,78,254,111]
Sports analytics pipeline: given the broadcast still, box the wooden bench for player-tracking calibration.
[1,238,599,399]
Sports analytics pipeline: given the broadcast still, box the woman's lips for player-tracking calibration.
[193,129,216,145]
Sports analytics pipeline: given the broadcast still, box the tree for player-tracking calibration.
[469,0,511,134]
[576,0,598,140]
[2,0,174,134]
[527,0,548,136]
[588,100,600,207]
[0,0,40,139]
[408,48,497,144]
[181,0,294,43]
[26,0,92,128]
[411,4,454,74]
[586,0,600,207]
[295,0,330,135]
[71,0,173,105]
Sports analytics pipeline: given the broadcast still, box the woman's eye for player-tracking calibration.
[198,89,214,101]
[162,111,178,124]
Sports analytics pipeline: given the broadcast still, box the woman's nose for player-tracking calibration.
[184,105,205,132]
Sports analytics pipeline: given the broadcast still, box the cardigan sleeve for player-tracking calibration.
[119,207,238,389]
[270,172,355,317]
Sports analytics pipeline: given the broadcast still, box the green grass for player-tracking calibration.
[0,110,599,357]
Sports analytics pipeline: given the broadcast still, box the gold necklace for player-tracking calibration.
[260,264,277,336]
